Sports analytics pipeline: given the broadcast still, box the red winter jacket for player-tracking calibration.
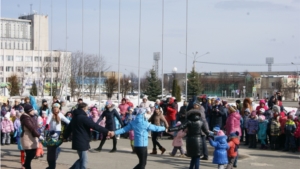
[166,98,177,121]
[294,125,300,138]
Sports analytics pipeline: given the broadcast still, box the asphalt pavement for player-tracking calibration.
[1,137,299,169]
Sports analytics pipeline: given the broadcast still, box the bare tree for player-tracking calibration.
[120,75,131,98]
[104,76,118,99]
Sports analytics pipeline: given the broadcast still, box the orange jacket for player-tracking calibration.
[227,138,240,157]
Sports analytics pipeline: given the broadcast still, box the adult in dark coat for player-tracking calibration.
[64,102,109,169]
[187,96,197,111]
[193,101,210,160]
[95,101,123,152]
[210,98,225,130]
[169,108,209,169]
[178,101,188,123]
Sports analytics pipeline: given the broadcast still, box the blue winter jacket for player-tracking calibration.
[209,135,229,165]
[115,109,165,147]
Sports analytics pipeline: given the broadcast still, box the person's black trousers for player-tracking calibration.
[248,134,257,148]
[24,149,37,169]
[134,147,148,169]
[98,134,117,150]
[152,132,162,150]
[201,135,208,158]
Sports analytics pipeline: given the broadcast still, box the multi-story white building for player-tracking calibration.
[0,14,71,96]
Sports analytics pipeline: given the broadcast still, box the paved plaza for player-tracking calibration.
[1,137,299,169]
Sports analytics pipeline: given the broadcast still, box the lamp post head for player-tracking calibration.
[173,67,177,73]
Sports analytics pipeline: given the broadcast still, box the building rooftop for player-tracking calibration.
[0,17,31,23]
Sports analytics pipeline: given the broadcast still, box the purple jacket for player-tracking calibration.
[14,118,21,131]
[247,119,258,134]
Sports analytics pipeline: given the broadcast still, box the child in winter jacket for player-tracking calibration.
[294,116,300,152]
[208,126,229,169]
[145,108,152,138]
[270,112,281,150]
[169,121,186,157]
[247,111,258,149]
[258,115,268,149]
[1,113,14,145]
[13,111,24,167]
[125,107,135,153]
[35,117,44,159]
[284,114,296,152]
[41,131,63,169]
[226,131,240,169]
[243,109,251,145]
[90,108,100,140]
[114,108,166,169]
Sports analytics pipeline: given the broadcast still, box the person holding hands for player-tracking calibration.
[111,108,166,169]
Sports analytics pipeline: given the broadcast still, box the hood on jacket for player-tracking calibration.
[214,135,228,144]
[169,97,174,104]
[187,109,201,121]
[229,137,240,145]
[134,108,147,123]
[259,99,266,105]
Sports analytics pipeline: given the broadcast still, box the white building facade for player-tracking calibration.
[0,14,71,96]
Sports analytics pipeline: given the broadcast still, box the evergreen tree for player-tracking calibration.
[144,69,161,101]
[187,68,202,97]
[172,79,181,102]
[176,85,181,102]
[7,74,20,96]
[30,80,38,96]
[172,79,178,98]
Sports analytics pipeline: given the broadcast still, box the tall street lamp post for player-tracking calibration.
[291,62,299,101]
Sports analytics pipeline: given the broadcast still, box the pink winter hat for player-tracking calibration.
[251,111,256,116]
[217,130,225,136]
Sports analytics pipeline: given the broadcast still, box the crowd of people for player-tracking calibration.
[1,93,300,169]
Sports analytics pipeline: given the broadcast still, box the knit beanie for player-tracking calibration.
[106,100,112,106]
[251,111,256,117]
[193,101,201,107]
[213,125,221,132]
[229,131,239,138]
[24,104,34,114]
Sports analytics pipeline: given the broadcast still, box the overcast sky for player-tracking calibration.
[1,0,300,76]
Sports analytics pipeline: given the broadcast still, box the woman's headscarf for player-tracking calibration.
[52,103,61,123]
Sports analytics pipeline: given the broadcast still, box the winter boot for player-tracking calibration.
[149,148,157,154]
[159,147,166,155]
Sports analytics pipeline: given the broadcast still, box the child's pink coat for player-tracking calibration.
[171,130,186,147]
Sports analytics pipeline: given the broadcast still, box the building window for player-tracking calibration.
[16,67,23,72]
[44,57,51,62]
[25,56,32,62]
[34,56,42,62]
[24,67,32,72]
[0,56,3,61]
[18,43,19,49]
[5,66,14,72]
[0,77,3,83]
[54,57,60,62]
[0,66,3,71]
[45,67,51,72]
[15,56,23,62]
[53,67,59,72]
[34,67,42,72]
[6,55,14,61]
